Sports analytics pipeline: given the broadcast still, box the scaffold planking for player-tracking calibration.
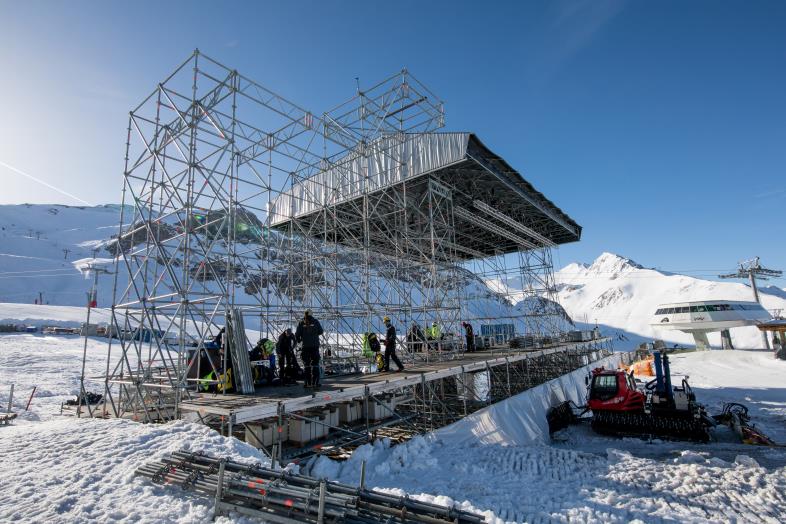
[166,338,613,462]
[181,341,605,423]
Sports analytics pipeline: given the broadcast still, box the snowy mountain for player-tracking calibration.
[554,252,786,349]
[0,204,554,334]
[0,204,125,306]
[3,204,783,347]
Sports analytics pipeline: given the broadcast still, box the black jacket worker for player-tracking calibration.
[295,310,323,388]
[463,322,475,352]
[277,328,297,384]
[383,316,404,372]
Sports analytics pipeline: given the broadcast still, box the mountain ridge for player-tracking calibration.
[554,252,786,348]
[2,204,783,348]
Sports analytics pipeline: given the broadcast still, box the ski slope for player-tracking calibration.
[0,203,555,336]
[4,204,784,349]
[0,204,122,306]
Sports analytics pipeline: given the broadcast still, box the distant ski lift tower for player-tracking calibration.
[719,257,782,349]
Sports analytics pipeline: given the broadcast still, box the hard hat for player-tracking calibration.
[383,316,390,323]
[432,322,437,326]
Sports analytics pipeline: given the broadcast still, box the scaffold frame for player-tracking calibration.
[97,50,582,423]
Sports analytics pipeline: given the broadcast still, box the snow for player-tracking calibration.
[2,208,786,522]
[2,333,786,522]
[6,203,781,350]
[434,353,625,447]
[668,349,786,444]
[305,350,786,523]
[310,436,786,523]
[0,418,266,523]
[0,331,267,523]
[0,203,545,336]
[0,333,111,423]
[0,204,123,306]
[553,252,786,349]
[0,303,112,329]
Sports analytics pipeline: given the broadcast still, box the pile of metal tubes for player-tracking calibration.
[136,450,484,524]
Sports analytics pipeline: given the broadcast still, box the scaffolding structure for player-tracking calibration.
[177,340,616,463]
[99,51,582,423]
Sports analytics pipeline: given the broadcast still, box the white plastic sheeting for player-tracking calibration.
[434,353,625,447]
[269,132,470,225]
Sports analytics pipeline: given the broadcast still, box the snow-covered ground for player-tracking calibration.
[0,303,112,329]
[0,333,107,423]
[307,350,786,523]
[3,323,784,522]
[0,332,270,523]
[2,206,786,522]
[670,349,786,445]
[0,418,266,523]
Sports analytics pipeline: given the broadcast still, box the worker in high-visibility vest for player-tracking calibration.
[251,338,276,384]
[199,368,232,393]
[362,332,381,357]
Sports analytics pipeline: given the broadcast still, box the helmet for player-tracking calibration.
[383,316,390,323]
[432,322,437,326]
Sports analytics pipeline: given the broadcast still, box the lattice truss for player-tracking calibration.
[102,50,570,420]
[103,51,453,416]
[278,79,458,356]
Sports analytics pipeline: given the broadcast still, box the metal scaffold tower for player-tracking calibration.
[272,71,459,361]
[103,49,321,419]
[100,51,580,422]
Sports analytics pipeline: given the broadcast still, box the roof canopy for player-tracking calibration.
[269,132,581,261]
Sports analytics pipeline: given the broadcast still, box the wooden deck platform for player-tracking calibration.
[180,340,608,424]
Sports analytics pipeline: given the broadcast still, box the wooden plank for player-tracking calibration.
[179,339,611,423]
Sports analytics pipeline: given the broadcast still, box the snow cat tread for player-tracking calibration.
[591,410,711,443]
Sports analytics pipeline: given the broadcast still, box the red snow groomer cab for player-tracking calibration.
[587,367,646,412]
[587,352,714,442]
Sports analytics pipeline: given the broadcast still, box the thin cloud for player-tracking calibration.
[538,0,626,82]
[0,160,92,206]
[85,85,131,102]
[754,187,786,199]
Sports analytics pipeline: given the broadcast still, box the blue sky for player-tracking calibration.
[1,1,784,283]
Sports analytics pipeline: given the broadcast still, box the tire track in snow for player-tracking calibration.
[312,438,786,523]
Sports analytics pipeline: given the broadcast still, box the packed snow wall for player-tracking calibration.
[434,352,628,446]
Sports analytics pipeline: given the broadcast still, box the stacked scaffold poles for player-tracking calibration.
[136,450,484,523]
